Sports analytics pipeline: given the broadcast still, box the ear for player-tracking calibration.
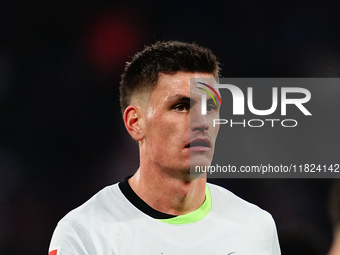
[123,105,144,141]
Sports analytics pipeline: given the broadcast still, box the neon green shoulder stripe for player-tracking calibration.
[158,185,212,225]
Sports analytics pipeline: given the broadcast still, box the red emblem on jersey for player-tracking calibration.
[49,249,58,255]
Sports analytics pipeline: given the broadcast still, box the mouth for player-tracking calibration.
[185,138,211,151]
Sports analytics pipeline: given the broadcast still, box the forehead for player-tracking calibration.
[152,72,215,99]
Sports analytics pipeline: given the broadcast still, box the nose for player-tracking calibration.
[190,105,209,132]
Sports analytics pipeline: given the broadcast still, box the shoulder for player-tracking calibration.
[60,183,130,225]
[49,183,131,253]
[207,183,275,226]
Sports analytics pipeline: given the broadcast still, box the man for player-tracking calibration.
[49,41,281,254]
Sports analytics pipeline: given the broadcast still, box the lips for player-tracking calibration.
[185,138,211,151]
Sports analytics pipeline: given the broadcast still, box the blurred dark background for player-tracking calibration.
[1,0,340,254]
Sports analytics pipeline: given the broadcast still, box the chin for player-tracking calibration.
[190,155,212,168]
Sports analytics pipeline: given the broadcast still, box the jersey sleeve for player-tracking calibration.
[48,220,93,255]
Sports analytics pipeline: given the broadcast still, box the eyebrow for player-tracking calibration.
[204,96,221,107]
[207,97,217,103]
[167,94,191,102]
[166,94,220,106]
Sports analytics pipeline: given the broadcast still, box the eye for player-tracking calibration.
[173,103,190,112]
[207,103,217,112]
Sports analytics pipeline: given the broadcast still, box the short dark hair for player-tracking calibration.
[119,41,220,114]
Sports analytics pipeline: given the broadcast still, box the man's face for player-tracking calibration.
[137,72,220,177]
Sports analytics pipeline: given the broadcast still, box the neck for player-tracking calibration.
[128,166,207,216]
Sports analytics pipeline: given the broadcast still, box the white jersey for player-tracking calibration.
[49,181,281,255]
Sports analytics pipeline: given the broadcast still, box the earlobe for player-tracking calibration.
[123,106,144,141]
